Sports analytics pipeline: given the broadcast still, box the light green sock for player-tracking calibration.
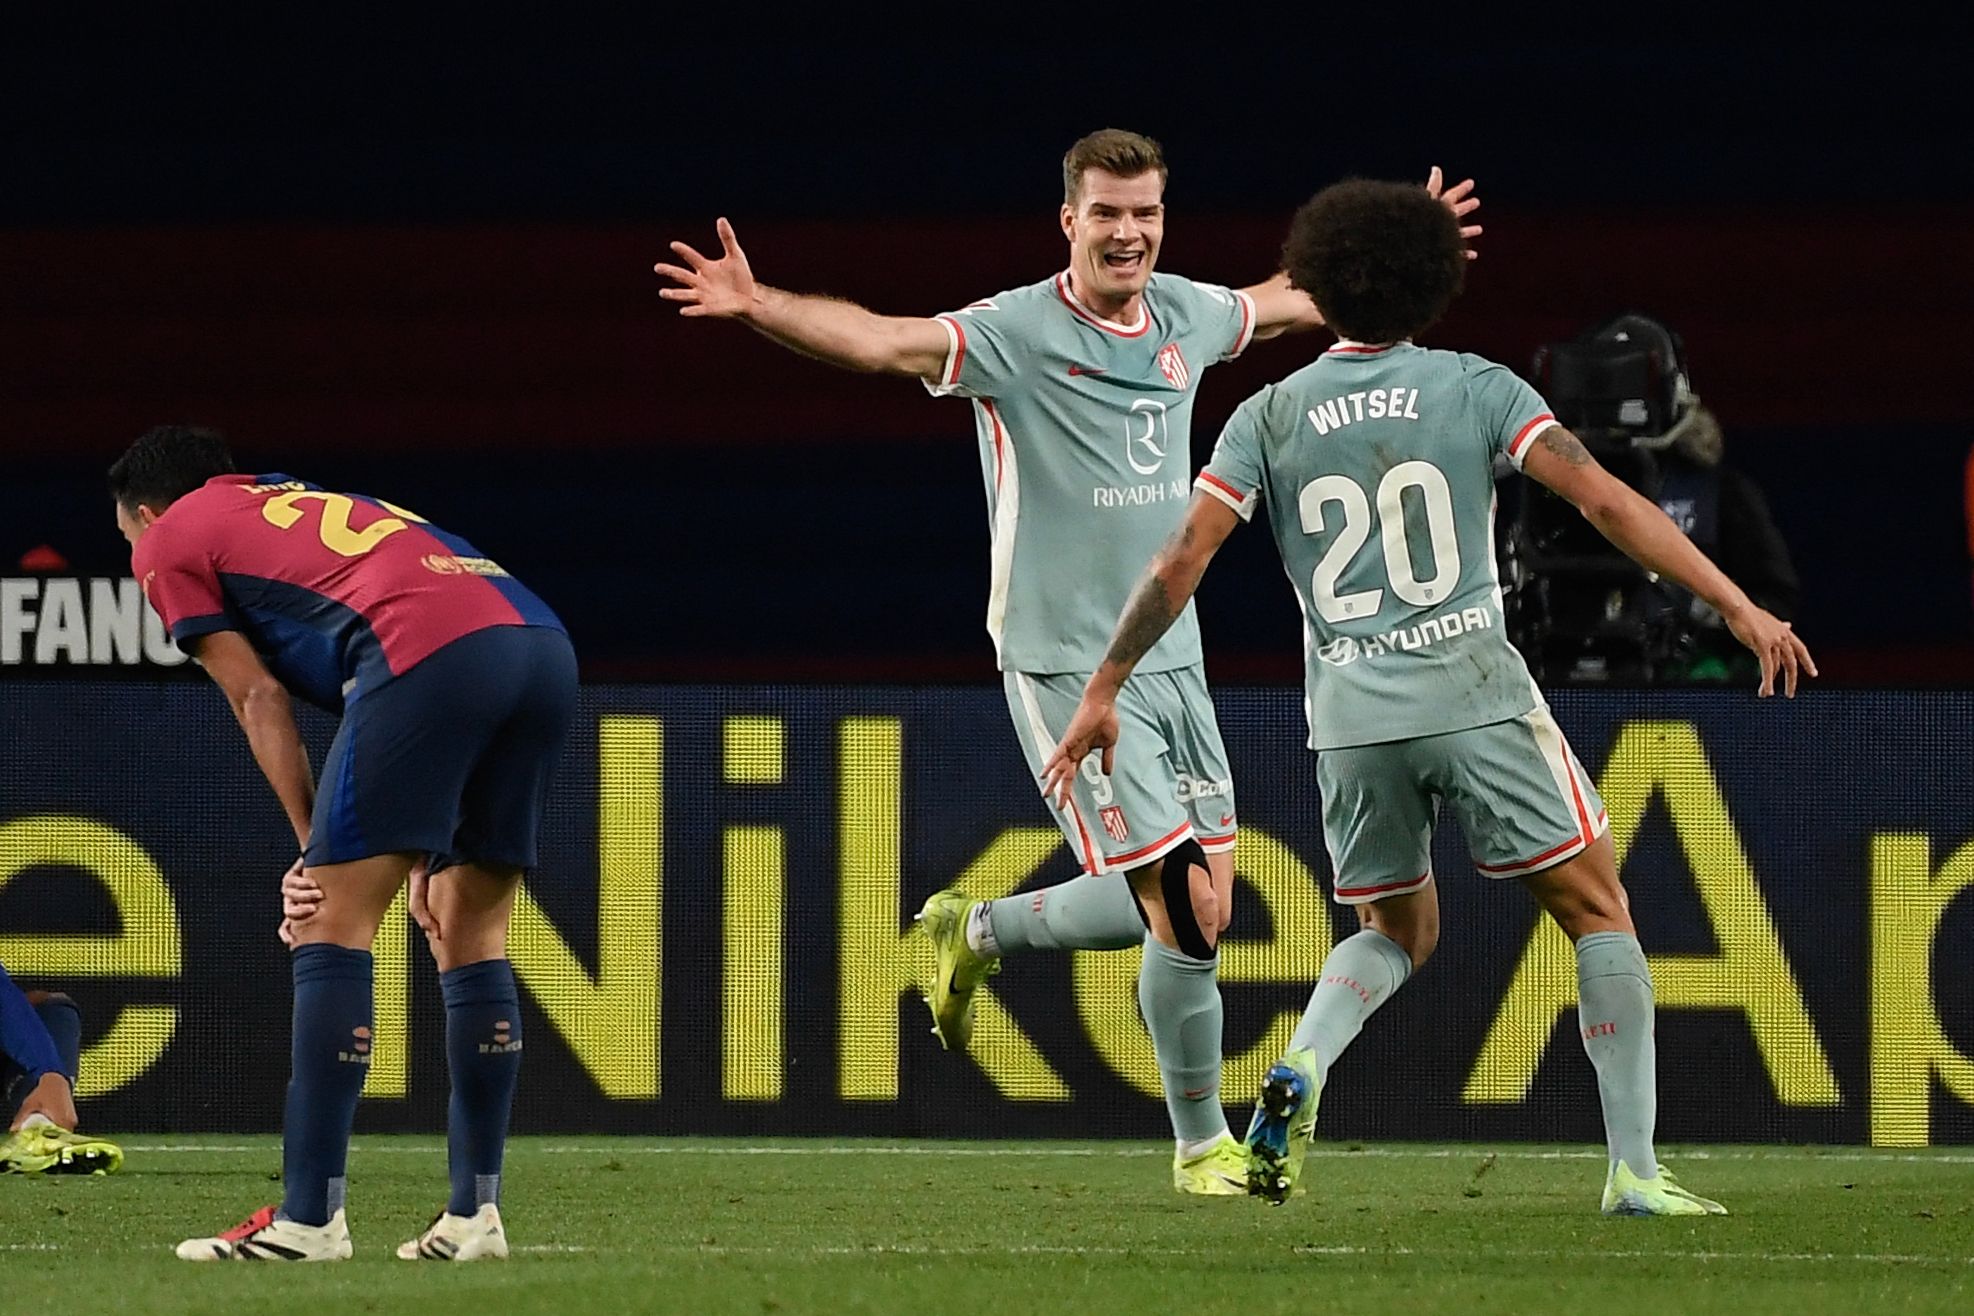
[1288,928,1413,1085]
[980,874,1143,954]
[1575,930,1658,1176]
[1137,936,1228,1143]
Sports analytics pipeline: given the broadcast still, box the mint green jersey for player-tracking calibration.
[927,271,1255,674]
[1196,341,1562,750]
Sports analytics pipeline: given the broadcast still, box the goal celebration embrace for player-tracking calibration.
[9,64,1971,1316]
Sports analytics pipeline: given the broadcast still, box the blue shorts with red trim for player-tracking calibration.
[1315,706,1609,905]
[306,624,577,871]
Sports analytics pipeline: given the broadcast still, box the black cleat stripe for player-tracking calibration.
[240,1240,309,1261]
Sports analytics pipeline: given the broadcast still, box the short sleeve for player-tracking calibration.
[1195,391,1269,521]
[1466,357,1560,470]
[133,521,232,646]
[1180,279,1256,363]
[922,298,1027,400]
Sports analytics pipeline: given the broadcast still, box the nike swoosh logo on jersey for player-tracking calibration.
[1219,814,1235,827]
[1067,365,1108,376]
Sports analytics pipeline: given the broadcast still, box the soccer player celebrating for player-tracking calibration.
[1043,180,1813,1215]
[0,963,122,1174]
[657,130,1480,1193]
[111,427,576,1260]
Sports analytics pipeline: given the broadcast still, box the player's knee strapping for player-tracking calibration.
[1155,836,1214,960]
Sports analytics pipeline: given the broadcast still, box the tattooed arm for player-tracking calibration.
[1040,493,1243,803]
[1521,423,1816,696]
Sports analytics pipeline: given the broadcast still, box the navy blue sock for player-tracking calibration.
[34,995,82,1082]
[280,945,374,1226]
[442,959,522,1216]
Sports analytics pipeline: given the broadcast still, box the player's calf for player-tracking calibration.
[1129,840,1232,1158]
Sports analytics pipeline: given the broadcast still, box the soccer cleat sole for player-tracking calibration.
[1244,1063,1309,1206]
[0,1129,124,1177]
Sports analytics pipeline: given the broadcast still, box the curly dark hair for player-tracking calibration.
[108,425,236,513]
[1281,180,1466,344]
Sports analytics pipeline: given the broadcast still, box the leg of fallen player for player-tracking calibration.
[1521,836,1727,1217]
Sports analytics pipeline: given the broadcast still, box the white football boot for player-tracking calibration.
[397,1203,510,1261]
[176,1205,353,1261]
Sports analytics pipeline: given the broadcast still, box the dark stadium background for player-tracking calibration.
[3,38,1969,684]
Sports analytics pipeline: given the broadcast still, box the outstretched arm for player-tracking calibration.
[1521,425,1817,696]
[655,217,951,380]
[1242,166,1484,339]
[1040,494,1243,804]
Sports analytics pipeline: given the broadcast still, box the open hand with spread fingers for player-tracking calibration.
[1425,165,1483,259]
[653,217,759,318]
[1039,696,1121,810]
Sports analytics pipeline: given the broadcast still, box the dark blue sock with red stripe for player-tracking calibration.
[442,959,522,1216]
[280,944,373,1226]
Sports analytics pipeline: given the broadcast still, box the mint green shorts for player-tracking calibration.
[1005,665,1236,875]
[1316,706,1609,905]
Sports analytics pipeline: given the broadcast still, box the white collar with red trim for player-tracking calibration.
[1055,270,1151,337]
[1326,338,1411,355]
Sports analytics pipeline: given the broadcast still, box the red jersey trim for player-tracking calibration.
[1334,870,1434,904]
[1196,472,1246,503]
[1507,413,1560,465]
[934,314,967,388]
[1227,290,1256,360]
[1054,271,1152,338]
[983,399,1008,492]
[1103,821,1195,869]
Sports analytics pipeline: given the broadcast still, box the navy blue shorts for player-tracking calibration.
[307,625,578,871]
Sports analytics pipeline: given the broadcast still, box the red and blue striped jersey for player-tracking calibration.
[133,474,565,711]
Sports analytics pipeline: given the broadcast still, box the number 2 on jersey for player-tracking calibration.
[261,491,425,557]
[1298,461,1460,623]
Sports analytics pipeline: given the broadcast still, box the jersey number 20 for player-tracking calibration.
[1298,461,1460,623]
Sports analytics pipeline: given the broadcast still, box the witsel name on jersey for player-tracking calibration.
[1308,387,1423,436]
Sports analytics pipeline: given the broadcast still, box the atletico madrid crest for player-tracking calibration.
[1100,806,1130,841]
[1156,342,1190,391]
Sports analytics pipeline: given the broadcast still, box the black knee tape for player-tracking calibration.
[1158,837,1214,960]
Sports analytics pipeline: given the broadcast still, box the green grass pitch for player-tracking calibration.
[3,1138,1969,1314]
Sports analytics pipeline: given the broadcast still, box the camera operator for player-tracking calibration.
[1506,313,1800,684]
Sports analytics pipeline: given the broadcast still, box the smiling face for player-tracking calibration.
[1060,168,1165,314]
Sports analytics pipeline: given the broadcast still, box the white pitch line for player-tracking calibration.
[6,1239,1967,1267]
[114,1143,1974,1165]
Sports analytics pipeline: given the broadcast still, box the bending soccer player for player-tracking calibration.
[111,427,575,1260]
[1043,180,1814,1216]
[656,130,1481,1192]
[0,962,122,1174]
